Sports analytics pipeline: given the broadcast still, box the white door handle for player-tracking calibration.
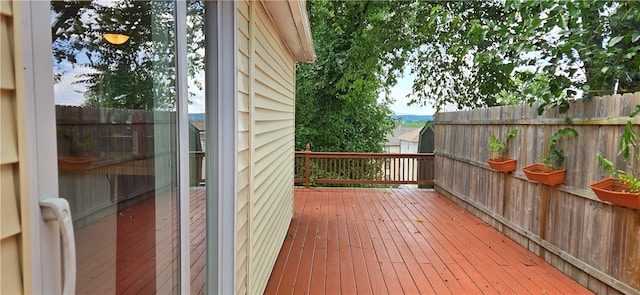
[41,198,76,295]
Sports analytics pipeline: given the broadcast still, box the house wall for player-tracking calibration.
[236,0,251,293]
[434,94,640,294]
[236,1,296,294]
[387,144,399,154]
[0,1,23,293]
[399,139,418,154]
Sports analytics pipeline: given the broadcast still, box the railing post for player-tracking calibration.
[305,143,311,188]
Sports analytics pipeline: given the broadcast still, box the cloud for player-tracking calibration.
[54,66,98,106]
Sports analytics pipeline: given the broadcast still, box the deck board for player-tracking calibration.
[264,187,593,295]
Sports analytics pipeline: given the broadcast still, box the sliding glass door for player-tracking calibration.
[49,1,189,293]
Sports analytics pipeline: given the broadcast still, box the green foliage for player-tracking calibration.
[485,129,517,160]
[597,114,640,193]
[540,128,578,170]
[57,129,91,156]
[409,1,513,111]
[407,1,640,114]
[296,0,415,152]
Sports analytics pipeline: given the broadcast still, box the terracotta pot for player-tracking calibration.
[58,156,93,172]
[589,177,640,210]
[487,157,516,173]
[522,163,565,186]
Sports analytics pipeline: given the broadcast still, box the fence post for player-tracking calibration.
[305,143,311,188]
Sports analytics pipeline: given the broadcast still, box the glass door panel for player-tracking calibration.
[51,1,179,293]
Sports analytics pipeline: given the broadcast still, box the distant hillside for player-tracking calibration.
[189,113,205,122]
[391,114,434,123]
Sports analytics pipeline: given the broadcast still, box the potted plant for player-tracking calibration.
[590,117,640,210]
[485,129,518,173]
[522,127,578,186]
[57,129,93,172]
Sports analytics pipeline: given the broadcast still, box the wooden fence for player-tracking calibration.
[294,144,434,186]
[434,93,640,295]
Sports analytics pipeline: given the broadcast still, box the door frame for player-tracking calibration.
[204,1,237,294]
[15,1,61,293]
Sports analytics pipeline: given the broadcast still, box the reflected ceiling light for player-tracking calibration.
[103,33,130,45]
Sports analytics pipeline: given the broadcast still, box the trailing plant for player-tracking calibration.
[485,129,518,161]
[596,106,640,193]
[540,128,578,170]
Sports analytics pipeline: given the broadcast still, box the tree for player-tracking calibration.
[409,1,513,111]
[407,1,640,114]
[296,0,416,152]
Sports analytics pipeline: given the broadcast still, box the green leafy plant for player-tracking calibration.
[57,129,91,156]
[540,128,578,170]
[485,129,518,161]
[596,112,640,193]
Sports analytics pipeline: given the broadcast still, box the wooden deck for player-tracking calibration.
[264,187,593,295]
[75,187,593,294]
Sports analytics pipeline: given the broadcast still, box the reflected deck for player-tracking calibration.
[74,188,206,294]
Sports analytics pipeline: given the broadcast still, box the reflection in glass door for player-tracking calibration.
[51,1,180,293]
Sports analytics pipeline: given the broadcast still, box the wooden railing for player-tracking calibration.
[295,144,435,187]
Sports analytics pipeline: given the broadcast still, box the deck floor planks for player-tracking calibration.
[416,190,582,294]
[348,189,390,294]
[396,189,526,294]
[403,189,536,292]
[391,190,497,294]
[324,189,343,295]
[375,192,443,294]
[335,189,358,295]
[265,188,594,295]
[391,201,471,293]
[308,189,329,293]
[405,189,588,294]
[343,189,376,294]
[293,189,325,295]
[356,189,405,294]
[366,190,468,294]
[390,189,492,294]
[363,189,421,294]
[279,190,316,293]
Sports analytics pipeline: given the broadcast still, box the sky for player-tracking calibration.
[385,70,436,116]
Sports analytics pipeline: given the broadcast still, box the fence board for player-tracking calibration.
[434,93,640,295]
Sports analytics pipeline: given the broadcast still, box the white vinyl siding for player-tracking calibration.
[0,1,24,293]
[236,1,299,293]
[249,2,296,294]
[236,0,251,294]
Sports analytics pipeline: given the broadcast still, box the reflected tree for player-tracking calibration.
[51,0,204,110]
